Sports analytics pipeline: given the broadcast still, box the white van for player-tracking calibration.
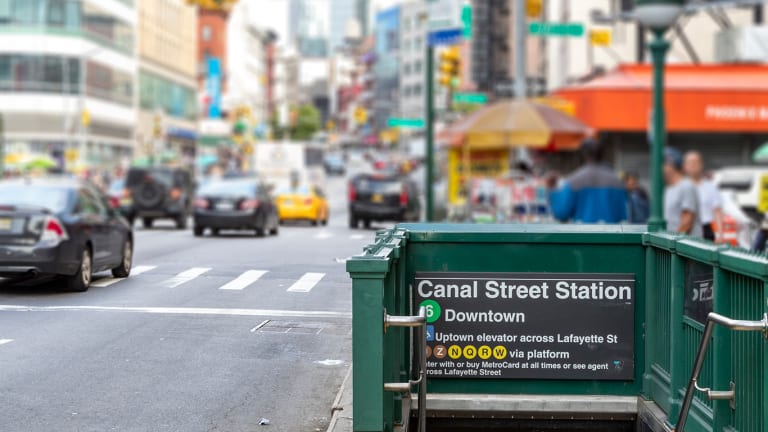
[713,166,768,222]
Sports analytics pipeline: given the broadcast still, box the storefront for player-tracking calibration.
[555,64,768,175]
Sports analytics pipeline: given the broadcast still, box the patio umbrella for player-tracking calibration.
[439,99,590,151]
[752,142,768,163]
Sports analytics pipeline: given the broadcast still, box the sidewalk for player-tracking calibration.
[326,365,352,432]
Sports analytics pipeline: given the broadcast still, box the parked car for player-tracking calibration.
[0,177,133,291]
[348,173,420,229]
[123,167,194,229]
[323,153,346,176]
[275,184,329,226]
[713,166,768,223]
[193,179,279,237]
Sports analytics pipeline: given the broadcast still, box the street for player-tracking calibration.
[0,173,375,432]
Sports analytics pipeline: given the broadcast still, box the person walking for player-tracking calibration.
[624,171,649,224]
[549,138,627,223]
[684,151,723,242]
[664,148,701,236]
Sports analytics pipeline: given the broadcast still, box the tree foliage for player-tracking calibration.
[289,104,321,141]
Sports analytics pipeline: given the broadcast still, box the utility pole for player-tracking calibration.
[513,0,527,98]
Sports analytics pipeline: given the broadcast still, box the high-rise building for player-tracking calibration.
[0,0,138,171]
[398,1,426,121]
[289,0,329,58]
[329,0,358,52]
[373,5,400,132]
[137,0,198,167]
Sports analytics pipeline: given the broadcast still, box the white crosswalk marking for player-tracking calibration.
[349,234,365,240]
[287,272,325,293]
[0,339,13,346]
[131,265,157,276]
[218,270,268,291]
[163,267,211,288]
[314,231,333,239]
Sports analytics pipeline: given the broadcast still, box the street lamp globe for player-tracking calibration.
[634,0,684,30]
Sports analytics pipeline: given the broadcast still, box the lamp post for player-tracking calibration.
[634,0,683,232]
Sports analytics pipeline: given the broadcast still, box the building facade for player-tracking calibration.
[398,0,426,121]
[0,0,138,172]
[289,0,330,58]
[373,5,400,133]
[137,0,197,166]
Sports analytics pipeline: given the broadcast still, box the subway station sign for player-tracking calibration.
[415,272,635,380]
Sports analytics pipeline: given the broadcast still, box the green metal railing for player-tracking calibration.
[348,224,768,432]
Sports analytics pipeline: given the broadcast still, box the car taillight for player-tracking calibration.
[169,188,182,200]
[348,184,357,202]
[41,216,68,243]
[122,189,131,199]
[240,199,260,210]
[304,197,313,206]
[194,198,209,209]
[400,188,408,207]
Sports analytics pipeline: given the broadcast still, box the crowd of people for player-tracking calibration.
[547,139,763,249]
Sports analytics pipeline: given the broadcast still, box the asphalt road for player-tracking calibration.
[0,161,386,432]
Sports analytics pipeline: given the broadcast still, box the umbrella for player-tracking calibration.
[752,142,768,163]
[439,99,590,151]
[24,157,57,170]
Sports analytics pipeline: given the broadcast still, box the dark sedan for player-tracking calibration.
[0,177,133,291]
[193,179,279,237]
[348,174,421,229]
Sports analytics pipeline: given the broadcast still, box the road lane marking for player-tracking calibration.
[349,234,365,240]
[219,270,268,291]
[91,265,158,288]
[132,265,157,276]
[163,267,211,288]
[0,339,13,346]
[0,305,350,319]
[314,231,333,239]
[250,319,270,332]
[287,272,325,293]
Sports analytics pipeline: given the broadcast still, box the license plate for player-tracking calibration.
[0,218,11,231]
[371,194,383,203]
[119,198,132,206]
[216,202,234,211]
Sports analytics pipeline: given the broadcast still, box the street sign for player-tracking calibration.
[416,271,636,380]
[528,22,585,37]
[428,28,463,47]
[461,2,472,39]
[453,92,488,105]
[388,118,425,129]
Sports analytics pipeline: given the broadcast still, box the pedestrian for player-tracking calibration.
[683,151,724,241]
[548,138,627,223]
[664,148,701,236]
[752,215,768,253]
[624,171,649,224]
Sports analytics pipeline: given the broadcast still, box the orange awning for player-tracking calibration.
[554,64,768,133]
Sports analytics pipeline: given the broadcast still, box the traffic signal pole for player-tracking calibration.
[425,43,435,222]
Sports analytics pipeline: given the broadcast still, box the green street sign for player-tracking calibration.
[528,21,585,37]
[387,118,425,129]
[453,92,487,105]
[461,2,472,39]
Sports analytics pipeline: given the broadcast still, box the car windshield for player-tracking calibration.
[276,185,311,195]
[126,169,175,187]
[198,181,256,197]
[356,178,402,194]
[0,184,70,213]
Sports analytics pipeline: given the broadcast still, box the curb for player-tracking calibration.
[326,364,352,432]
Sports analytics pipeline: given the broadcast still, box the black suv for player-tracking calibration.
[348,174,420,229]
[124,167,193,229]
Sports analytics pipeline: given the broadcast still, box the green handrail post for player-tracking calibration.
[349,264,389,432]
[643,237,657,398]
[424,43,435,222]
[667,240,685,426]
[712,264,733,430]
[647,29,669,233]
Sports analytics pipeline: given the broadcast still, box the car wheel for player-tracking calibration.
[112,237,132,278]
[193,226,204,237]
[175,213,188,230]
[311,219,319,226]
[142,217,153,229]
[269,225,279,236]
[349,214,358,229]
[363,219,371,229]
[211,228,220,236]
[255,227,265,237]
[66,247,92,292]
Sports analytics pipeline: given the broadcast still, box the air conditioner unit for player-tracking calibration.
[715,26,768,63]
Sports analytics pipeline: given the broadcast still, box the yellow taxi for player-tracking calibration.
[275,185,329,225]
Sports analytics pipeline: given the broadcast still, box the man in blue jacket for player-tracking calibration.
[549,138,627,223]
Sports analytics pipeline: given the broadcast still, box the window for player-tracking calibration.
[139,71,197,120]
[0,0,81,29]
[0,55,79,94]
[202,25,212,42]
[78,189,105,216]
[414,60,423,74]
[413,84,422,97]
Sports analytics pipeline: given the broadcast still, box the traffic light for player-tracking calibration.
[354,107,368,125]
[526,0,543,18]
[438,46,460,88]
